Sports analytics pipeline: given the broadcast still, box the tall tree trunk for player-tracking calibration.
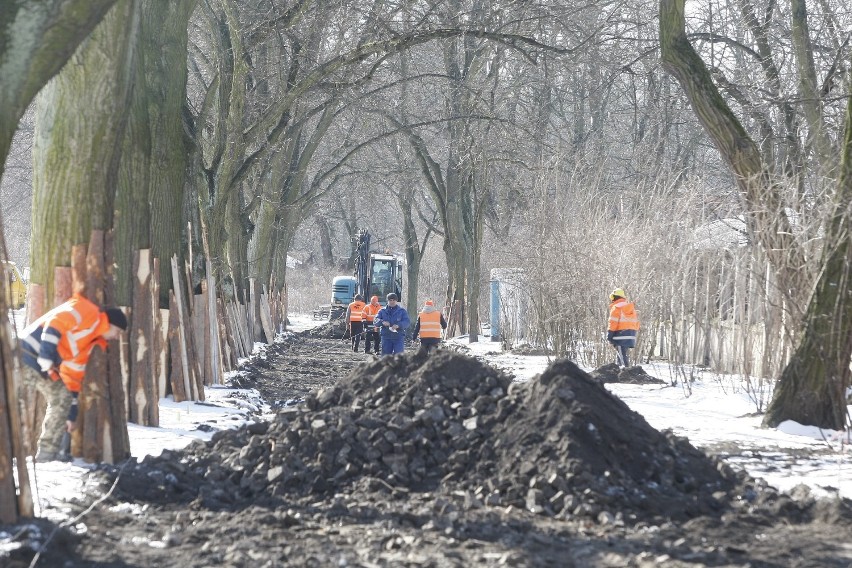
[30,0,138,301]
[0,0,118,182]
[200,0,247,295]
[400,188,422,314]
[763,66,852,430]
[659,0,806,285]
[145,0,195,306]
[790,0,836,175]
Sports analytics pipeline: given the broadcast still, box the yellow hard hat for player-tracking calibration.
[610,288,626,301]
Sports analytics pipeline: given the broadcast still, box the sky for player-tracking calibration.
[4,312,850,538]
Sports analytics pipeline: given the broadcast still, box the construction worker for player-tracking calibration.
[345,294,367,352]
[362,295,381,355]
[412,299,446,354]
[373,293,410,356]
[607,288,640,367]
[18,293,127,461]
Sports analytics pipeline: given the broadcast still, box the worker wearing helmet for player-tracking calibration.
[607,288,640,367]
[412,300,447,354]
[362,295,381,355]
[345,294,366,352]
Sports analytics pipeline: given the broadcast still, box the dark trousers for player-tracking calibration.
[419,338,441,354]
[614,343,631,367]
[350,321,364,351]
[364,328,380,353]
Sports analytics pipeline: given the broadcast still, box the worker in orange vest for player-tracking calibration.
[19,293,128,461]
[345,294,367,352]
[412,299,447,354]
[361,295,381,355]
[607,288,640,367]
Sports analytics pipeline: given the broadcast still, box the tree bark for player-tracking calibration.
[790,0,836,175]
[659,0,806,280]
[0,0,118,183]
[763,63,852,430]
[30,0,138,301]
[115,0,195,306]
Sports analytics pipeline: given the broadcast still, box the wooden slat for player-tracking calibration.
[227,302,247,359]
[206,259,221,384]
[80,231,107,463]
[194,289,210,385]
[110,308,131,459]
[235,302,249,355]
[1,305,33,520]
[54,266,73,306]
[168,293,187,403]
[231,301,248,357]
[21,283,46,456]
[68,245,86,458]
[129,249,153,425]
[283,282,289,332]
[70,243,87,297]
[217,298,235,371]
[104,230,129,461]
[149,257,160,426]
[158,308,170,400]
[170,259,193,401]
[259,289,274,345]
[25,282,45,326]
[246,278,254,343]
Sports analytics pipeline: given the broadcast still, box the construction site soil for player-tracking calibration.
[5,329,852,567]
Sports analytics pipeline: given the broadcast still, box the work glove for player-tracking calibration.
[38,357,54,374]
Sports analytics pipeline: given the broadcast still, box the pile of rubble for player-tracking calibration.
[111,350,747,525]
[591,363,667,385]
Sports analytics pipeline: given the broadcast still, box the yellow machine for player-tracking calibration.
[2,261,27,309]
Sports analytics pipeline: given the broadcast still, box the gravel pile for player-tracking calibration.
[591,363,667,384]
[111,351,742,524]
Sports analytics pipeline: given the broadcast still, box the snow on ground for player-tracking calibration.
[456,336,852,500]
[12,312,852,524]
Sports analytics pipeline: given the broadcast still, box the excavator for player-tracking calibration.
[324,230,403,320]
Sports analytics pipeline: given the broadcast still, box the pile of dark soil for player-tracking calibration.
[6,342,852,567]
[109,351,737,524]
[303,318,347,339]
[592,363,667,385]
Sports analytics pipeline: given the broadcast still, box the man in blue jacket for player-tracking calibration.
[372,293,410,356]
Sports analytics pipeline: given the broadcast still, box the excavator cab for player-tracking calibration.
[1,261,27,309]
[352,229,403,306]
[367,255,402,305]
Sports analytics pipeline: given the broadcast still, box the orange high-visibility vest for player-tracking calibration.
[418,310,442,338]
[608,300,640,332]
[363,303,380,322]
[21,293,110,392]
[348,300,366,322]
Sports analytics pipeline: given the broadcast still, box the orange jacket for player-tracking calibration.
[362,302,380,323]
[608,299,640,332]
[346,300,366,323]
[417,309,443,339]
[21,293,110,392]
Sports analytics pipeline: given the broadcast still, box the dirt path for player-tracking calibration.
[4,333,852,567]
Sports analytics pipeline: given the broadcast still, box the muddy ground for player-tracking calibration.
[4,331,852,567]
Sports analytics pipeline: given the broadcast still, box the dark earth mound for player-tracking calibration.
[4,336,851,567]
[592,363,667,385]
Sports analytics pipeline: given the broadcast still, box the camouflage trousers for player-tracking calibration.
[18,365,72,460]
